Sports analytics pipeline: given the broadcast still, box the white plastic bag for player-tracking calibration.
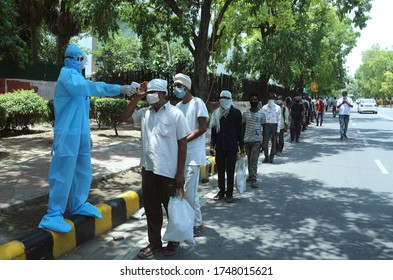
[163,196,195,245]
[235,156,247,193]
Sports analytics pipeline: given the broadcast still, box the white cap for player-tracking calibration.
[173,73,192,90]
[147,79,168,94]
[220,90,232,99]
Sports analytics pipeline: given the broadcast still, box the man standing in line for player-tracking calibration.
[261,92,281,163]
[242,93,265,188]
[337,91,353,140]
[275,95,289,155]
[121,79,190,258]
[38,43,135,233]
[289,96,305,143]
[174,73,208,237]
[210,90,245,203]
[332,96,338,117]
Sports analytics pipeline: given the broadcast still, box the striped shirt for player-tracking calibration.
[242,109,265,143]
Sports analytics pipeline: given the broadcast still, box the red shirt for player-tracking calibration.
[316,100,324,113]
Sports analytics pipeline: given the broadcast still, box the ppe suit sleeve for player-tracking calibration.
[64,71,120,97]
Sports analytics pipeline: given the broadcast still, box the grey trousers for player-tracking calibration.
[245,141,261,182]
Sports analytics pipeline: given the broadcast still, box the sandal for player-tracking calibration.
[164,242,180,257]
[137,244,162,259]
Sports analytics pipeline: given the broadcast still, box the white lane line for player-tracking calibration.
[374,159,389,175]
[378,113,393,121]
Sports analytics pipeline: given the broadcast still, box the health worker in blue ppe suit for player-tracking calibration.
[38,44,134,233]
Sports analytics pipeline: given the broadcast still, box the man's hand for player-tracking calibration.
[175,172,185,198]
[135,81,148,98]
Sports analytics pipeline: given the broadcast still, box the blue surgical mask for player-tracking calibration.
[276,100,282,105]
[175,87,186,99]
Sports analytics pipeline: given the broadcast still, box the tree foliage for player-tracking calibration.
[0,0,29,67]
[223,0,367,96]
[355,45,393,100]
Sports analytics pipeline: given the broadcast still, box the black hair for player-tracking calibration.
[268,92,276,99]
[249,92,260,101]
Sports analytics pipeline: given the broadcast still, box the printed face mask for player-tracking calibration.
[146,93,160,104]
[175,87,186,99]
[220,99,232,110]
[268,99,275,107]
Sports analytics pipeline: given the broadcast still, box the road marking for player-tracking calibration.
[378,113,393,121]
[374,159,389,175]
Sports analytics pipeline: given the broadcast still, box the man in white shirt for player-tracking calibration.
[121,79,190,258]
[337,91,353,140]
[174,73,208,237]
[261,92,281,163]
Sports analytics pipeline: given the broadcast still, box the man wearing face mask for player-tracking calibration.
[173,73,209,237]
[210,90,245,202]
[261,92,281,163]
[242,93,265,188]
[38,44,135,233]
[121,79,190,258]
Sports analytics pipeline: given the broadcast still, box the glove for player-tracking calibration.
[120,85,133,96]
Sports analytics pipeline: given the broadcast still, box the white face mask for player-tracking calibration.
[219,99,232,110]
[146,93,160,104]
[268,99,275,108]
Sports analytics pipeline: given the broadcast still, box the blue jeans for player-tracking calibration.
[339,114,350,137]
[316,112,323,125]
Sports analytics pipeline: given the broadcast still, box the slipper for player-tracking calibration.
[137,244,162,259]
[164,242,179,257]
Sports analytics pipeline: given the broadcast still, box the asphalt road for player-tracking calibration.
[59,105,393,261]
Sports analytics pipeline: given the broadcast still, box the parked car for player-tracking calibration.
[357,98,378,114]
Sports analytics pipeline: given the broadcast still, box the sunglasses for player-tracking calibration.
[64,56,85,62]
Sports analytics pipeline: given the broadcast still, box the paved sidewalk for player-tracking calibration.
[0,138,142,212]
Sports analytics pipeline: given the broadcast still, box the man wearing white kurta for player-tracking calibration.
[174,73,208,237]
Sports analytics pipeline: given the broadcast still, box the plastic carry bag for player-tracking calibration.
[235,156,247,193]
[163,196,195,245]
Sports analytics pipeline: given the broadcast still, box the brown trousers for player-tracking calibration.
[142,168,176,247]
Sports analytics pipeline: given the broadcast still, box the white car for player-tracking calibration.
[357,98,378,114]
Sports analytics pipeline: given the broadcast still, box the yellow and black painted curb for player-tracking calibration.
[0,156,217,260]
[200,156,216,183]
[0,189,143,260]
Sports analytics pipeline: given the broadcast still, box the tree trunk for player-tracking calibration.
[259,74,271,104]
[193,48,210,103]
[56,36,71,65]
[31,27,38,62]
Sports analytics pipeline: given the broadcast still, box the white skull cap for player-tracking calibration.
[147,79,168,94]
[220,90,232,99]
[174,73,192,90]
